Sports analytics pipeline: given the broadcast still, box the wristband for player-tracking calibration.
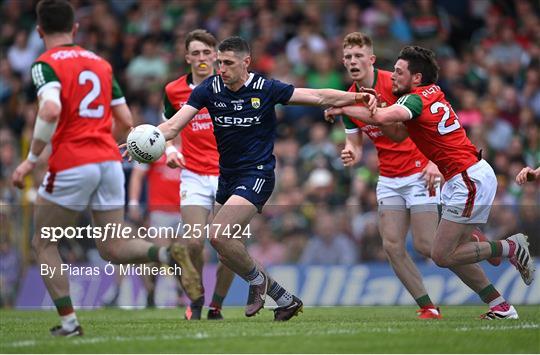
[27,151,39,163]
[165,146,179,156]
[128,199,140,206]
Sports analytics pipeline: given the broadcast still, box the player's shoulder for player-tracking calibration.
[377,68,393,79]
[165,74,190,94]
[199,74,224,94]
[374,68,393,91]
[411,85,445,104]
[248,72,269,90]
[35,45,109,68]
[250,72,294,96]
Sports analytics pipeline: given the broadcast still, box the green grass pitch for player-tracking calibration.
[1,306,538,353]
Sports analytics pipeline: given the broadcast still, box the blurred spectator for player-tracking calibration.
[0,233,21,308]
[299,122,339,171]
[403,0,451,50]
[285,21,326,64]
[300,210,357,265]
[126,37,168,91]
[481,100,513,152]
[248,228,286,267]
[306,51,342,90]
[7,30,37,82]
[487,25,528,81]
[457,89,483,129]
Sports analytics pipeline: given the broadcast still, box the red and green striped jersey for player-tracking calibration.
[32,44,125,172]
[396,84,479,180]
[343,69,428,178]
[163,74,219,175]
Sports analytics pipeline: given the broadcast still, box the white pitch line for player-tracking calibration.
[2,323,538,349]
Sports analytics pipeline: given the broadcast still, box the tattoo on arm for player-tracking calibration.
[475,243,481,262]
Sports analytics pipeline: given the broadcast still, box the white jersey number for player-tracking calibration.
[78,70,104,118]
[431,101,460,135]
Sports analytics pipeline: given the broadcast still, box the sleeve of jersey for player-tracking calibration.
[162,92,176,121]
[342,115,359,134]
[31,62,61,96]
[111,77,126,106]
[395,94,423,119]
[186,84,207,110]
[270,79,295,105]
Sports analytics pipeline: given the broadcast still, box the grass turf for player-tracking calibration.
[0,306,538,353]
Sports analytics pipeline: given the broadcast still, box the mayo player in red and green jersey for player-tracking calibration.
[161,30,234,320]
[339,32,443,319]
[11,0,190,336]
[327,46,535,320]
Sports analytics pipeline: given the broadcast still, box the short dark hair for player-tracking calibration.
[36,0,75,34]
[397,46,439,85]
[185,29,217,51]
[218,36,250,56]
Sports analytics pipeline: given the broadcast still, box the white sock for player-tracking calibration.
[248,272,265,286]
[158,247,170,264]
[275,292,293,307]
[61,313,79,331]
[500,240,511,257]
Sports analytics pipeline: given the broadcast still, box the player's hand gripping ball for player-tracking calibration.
[126,124,166,163]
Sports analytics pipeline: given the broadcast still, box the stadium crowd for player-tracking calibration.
[1,0,539,307]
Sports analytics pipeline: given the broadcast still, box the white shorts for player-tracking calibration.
[441,159,496,224]
[377,172,440,213]
[38,161,125,212]
[180,169,218,210]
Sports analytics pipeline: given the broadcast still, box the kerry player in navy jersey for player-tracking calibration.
[154,36,375,321]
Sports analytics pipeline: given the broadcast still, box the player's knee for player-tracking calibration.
[382,239,405,259]
[413,239,432,258]
[209,236,224,251]
[431,250,451,268]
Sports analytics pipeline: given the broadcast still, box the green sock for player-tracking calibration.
[415,294,434,308]
[489,241,502,257]
[148,245,159,262]
[478,284,501,304]
[54,296,74,316]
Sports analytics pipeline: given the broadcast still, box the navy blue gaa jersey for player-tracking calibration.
[187,73,294,174]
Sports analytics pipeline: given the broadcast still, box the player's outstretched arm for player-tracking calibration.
[327,104,410,126]
[157,104,199,141]
[111,103,133,143]
[516,166,540,185]
[288,88,376,111]
[12,87,61,189]
[380,123,409,142]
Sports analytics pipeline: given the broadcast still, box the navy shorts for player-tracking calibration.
[216,170,275,213]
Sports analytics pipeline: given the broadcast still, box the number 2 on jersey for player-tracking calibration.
[78,70,104,118]
[431,101,460,135]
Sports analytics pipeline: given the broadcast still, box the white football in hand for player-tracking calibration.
[126,124,166,163]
